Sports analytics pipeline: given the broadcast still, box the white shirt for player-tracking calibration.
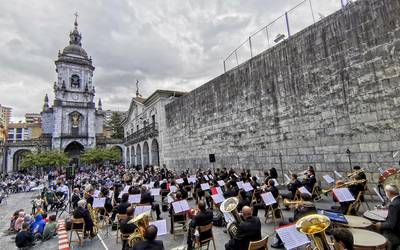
[390,195,399,202]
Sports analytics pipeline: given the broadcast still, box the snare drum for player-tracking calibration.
[349,228,387,250]
[363,209,388,222]
[342,215,372,228]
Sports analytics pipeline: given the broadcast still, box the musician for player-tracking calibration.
[73,199,95,238]
[71,188,81,210]
[140,186,162,220]
[223,181,238,199]
[282,174,302,204]
[100,187,113,215]
[372,185,400,250]
[225,206,261,250]
[269,167,278,179]
[237,190,251,213]
[252,179,280,217]
[332,228,354,250]
[303,169,316,193]
[130,225,164,250]
[120,207,137,250]
[111,193,131,221]
[348,166,366,200]
[169,191,185,234]
[187,201,213,250]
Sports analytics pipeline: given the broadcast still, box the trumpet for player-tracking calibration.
[321,179,366,195]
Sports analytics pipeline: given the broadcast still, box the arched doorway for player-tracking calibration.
[151,139,160,166]
[143,141,149,166]
[136,144,142,167]
[111,146,123,163]
[64,141,84,166]
[13,149,31,172]
[131,146,135,166]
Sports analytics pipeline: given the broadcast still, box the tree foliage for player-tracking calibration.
[80,147,121,165]
[107,112,124,139]
[20,150,69,169]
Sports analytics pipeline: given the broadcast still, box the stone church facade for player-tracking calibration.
[1,18,123,172]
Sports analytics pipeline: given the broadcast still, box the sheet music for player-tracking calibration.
[201,183,210,191]
[188,176,196,184]
[323,175,335,184]
[217,180,225,186]
[123,185,130,193]
[172,199,190,214]
[334,171,343,178]
[208,175,214,179]
[94,190,101,198]
[149,181,155,188]
[223,212,235,223]
[276,224,310,250]
[170,185,177,193]
[236,181,244,189]
[298,186,312,196]
[150,188,161,196]
[149,220,168,236]
[261,192,276,206]
[93,197,106,208]
[204,175,209,181]
[128,194,141,204]
[272,178,279,186]
[134,205,152,217]
[211,194,225,204]
[373,187,385,203]
[176,178,184,184]
[118,191,127,199]
[333,188,355,202]
[167,195,174,204]
[242,182,254,192]
[216,186,223,195]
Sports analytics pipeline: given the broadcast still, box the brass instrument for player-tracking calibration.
[296,214,331,250]
[347,168,364,179]
[283,198,314,208]
[127,212,150,247]
[321,179,366,195]
[87,204,98,235]
[220,197,241,239]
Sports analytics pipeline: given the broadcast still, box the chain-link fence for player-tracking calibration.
[223,0,357,72]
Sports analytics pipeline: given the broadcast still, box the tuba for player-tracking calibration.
[87,204,98,235]
[127,212,150,247]
[296,214,331,250]
[220,197,241,239]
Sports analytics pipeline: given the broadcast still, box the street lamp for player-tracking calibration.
[346,148,352,171]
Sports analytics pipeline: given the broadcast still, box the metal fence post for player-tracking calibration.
[249,36,253,58]
[285,11,291,38]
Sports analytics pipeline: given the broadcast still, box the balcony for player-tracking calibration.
[124,123,158,144]
[60,132,89,138]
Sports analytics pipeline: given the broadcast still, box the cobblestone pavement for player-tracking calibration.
[0,190,381,250]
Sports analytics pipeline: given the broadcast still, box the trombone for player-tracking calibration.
[321,179,366,195]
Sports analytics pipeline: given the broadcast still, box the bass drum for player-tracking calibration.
[378,167,400,198]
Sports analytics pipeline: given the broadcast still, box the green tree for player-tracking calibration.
[108,112,124,139]
[81,148,121,166]
[20,150,69,169]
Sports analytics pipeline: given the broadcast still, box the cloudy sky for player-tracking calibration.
[0,0,346,121]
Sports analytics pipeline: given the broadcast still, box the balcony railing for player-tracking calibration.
[60,132,89,138]
[124,123,158,144]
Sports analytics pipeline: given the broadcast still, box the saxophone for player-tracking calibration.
[87,204,98,235]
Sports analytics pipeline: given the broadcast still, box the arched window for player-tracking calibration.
[71,74,80,88]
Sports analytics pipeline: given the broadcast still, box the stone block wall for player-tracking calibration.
[163,0,400,183]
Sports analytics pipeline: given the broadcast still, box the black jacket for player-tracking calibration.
[15,230,34,248]
[237,198,251,212]
[117,202,131,214]
[304,175,316,192]
[130,239,164,250]
[141,192,154,204]
[192,210,213,227]
[232,216,262,249]
[288,179,302,196]
[73,206,93,230]
[120,216,137,234]
[381,196,400,236]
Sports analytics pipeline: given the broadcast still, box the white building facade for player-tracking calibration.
[122,90,185,168]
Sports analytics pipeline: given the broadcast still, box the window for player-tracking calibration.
[7,134,13,139]
[16,134,22,139]
[70,74,80,88]
[16,128,22,133]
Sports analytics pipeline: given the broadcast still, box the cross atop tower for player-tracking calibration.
[74,12,79,28]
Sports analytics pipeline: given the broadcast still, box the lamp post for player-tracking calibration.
[279,152,284,181]
[346,148,352,172]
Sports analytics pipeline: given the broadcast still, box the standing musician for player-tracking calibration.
[252,179,279,217]
[372,185,400,250]
[303,169,316,193]
[186,201,213,250]
[225,206,261,250]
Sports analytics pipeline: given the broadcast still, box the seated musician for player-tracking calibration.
[303,169,316,193]
[349,166,367,200]
[71,188,81,210]
[187,201,213,250]
[111,193,131,221]
[140,186,162,220]
[160,179,168,202]
[282,174,302,207]
[169,191,185,234]
[223,181,238,199]
[225,206,261,250]
[130,225,164,250]
[73,199,95,238]
[372,185,400,250]
[237,190,251,213]
[252,179,280,217]
[85,186,95,207]
[271,194,316,248]
[269,167,278,179]
[332,228,354,250]
[120,207,137,250]
[250,176,260,189]
[100,187,113,216]
[178,184,189,200]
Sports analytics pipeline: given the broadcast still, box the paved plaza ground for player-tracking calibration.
[0,188,382,250]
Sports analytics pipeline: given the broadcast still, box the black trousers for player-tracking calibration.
[383,231,400,250]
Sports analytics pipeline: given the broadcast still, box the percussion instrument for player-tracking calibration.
[348,228,387,250]
[338,215,372,228]
[379,167,400,190]
[363,209,388,222]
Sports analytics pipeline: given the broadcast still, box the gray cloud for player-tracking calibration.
[0,0,346,121]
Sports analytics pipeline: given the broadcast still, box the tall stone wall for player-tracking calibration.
[164,0,400,182]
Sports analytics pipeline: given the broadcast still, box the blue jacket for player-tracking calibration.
[30,214,46,235]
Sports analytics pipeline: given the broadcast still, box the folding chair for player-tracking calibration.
[248,235,269,250]
[195,223,216,250]
[69,218,85,247]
